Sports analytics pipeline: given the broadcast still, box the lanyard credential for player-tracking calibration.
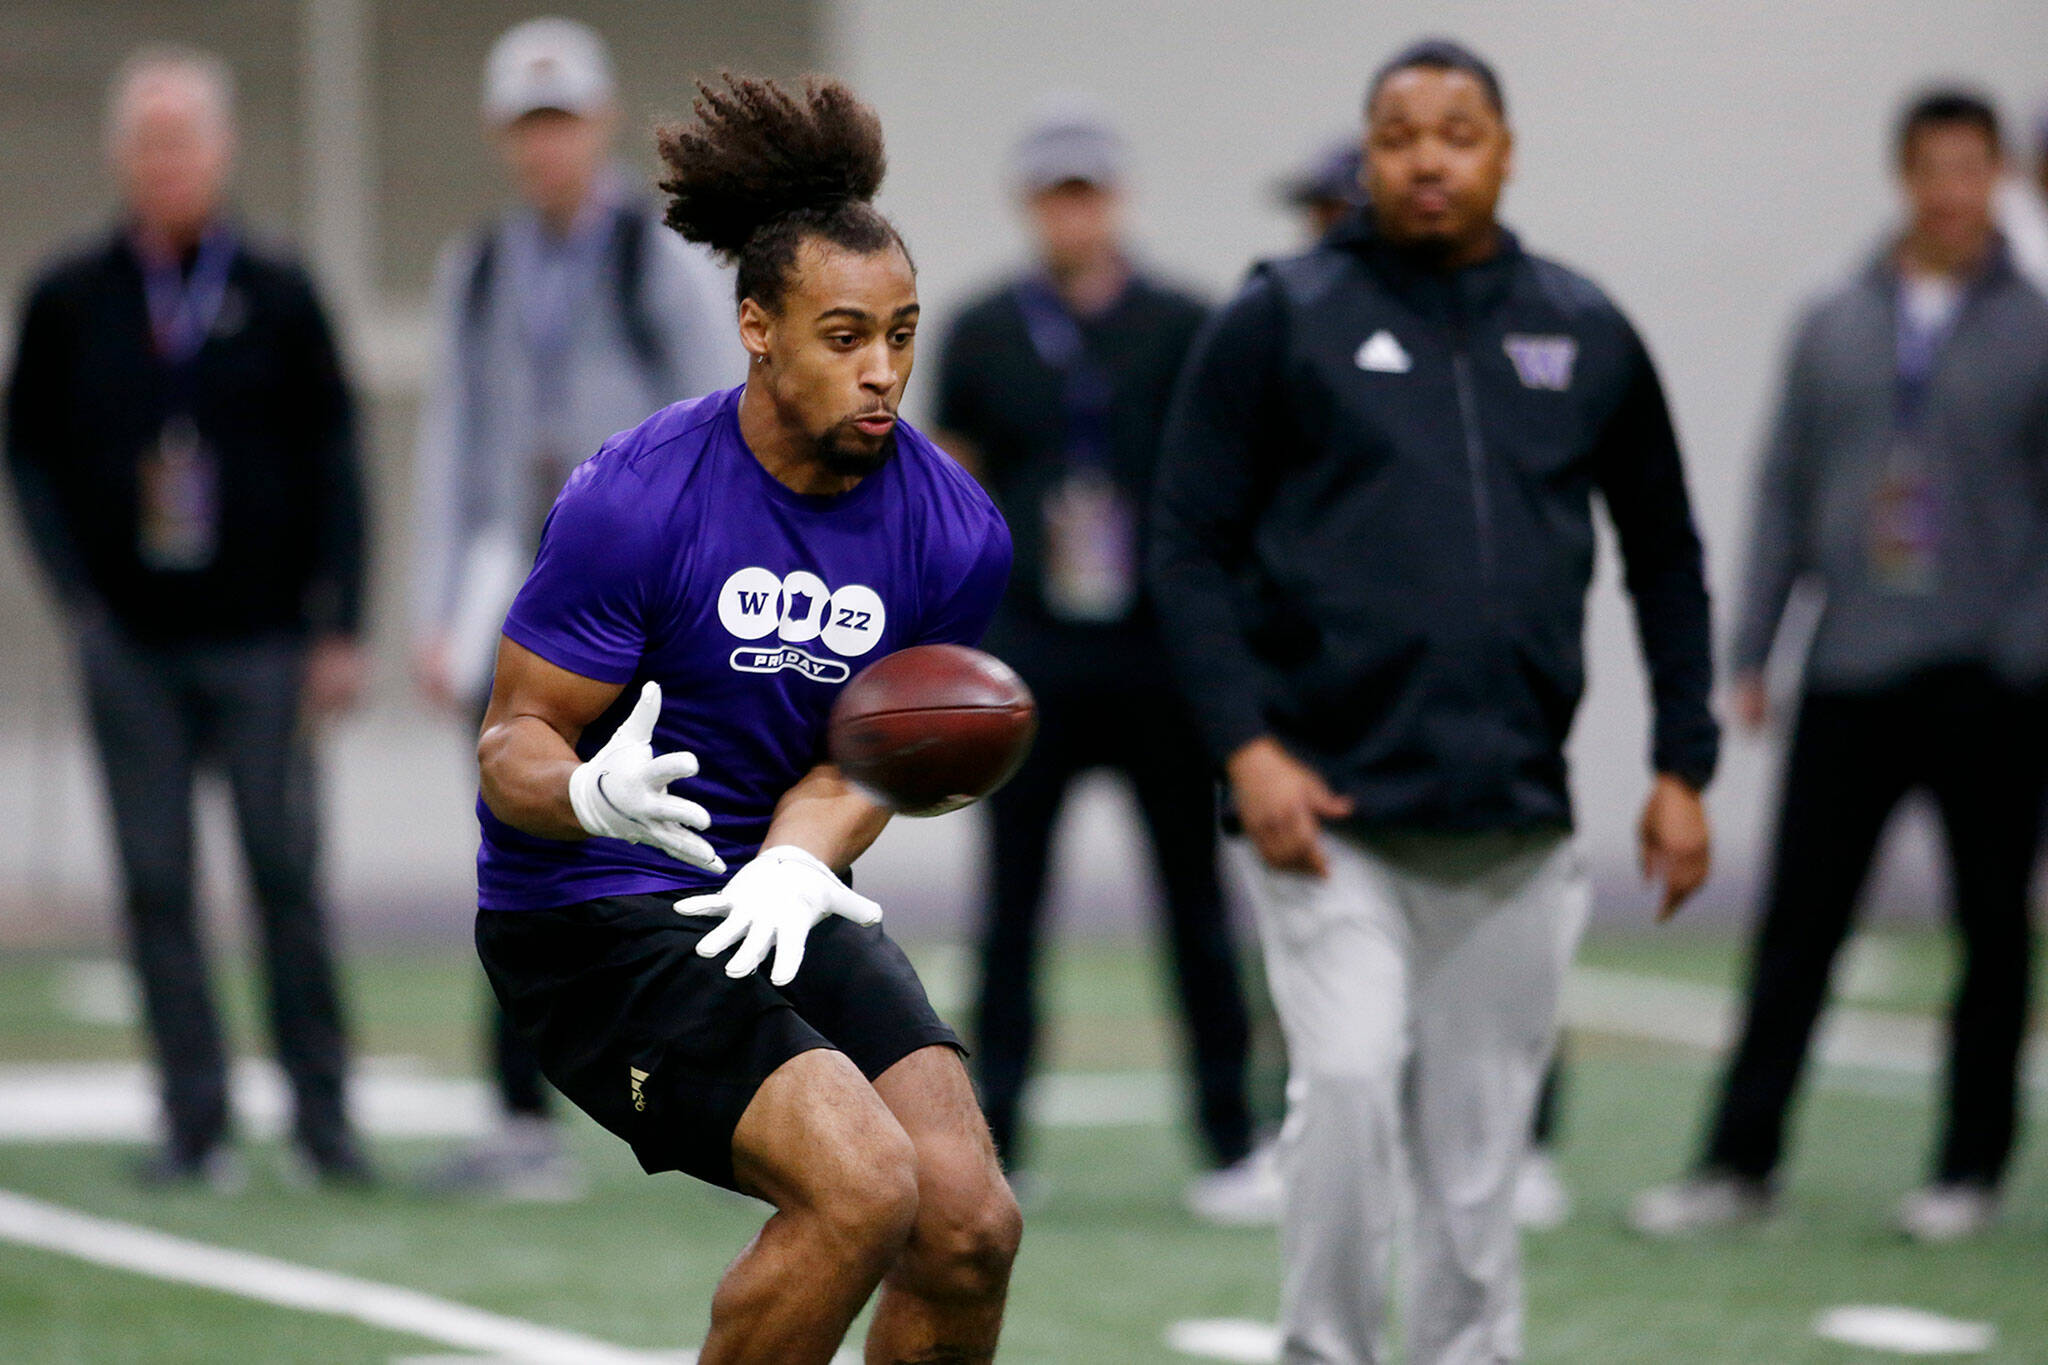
[141,227,237,372]
[134,227,236,572]
[1011,275,1136,624]
[1012,274,1115,470]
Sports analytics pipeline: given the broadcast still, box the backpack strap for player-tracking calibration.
[462,208,669,390]
[460,222,500,345]
[609,205,669,386]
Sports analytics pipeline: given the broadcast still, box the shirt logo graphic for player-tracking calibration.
[1503,334,1578,391]
[1355,329,1412,374]
[717,567,886,658]
[730,646,852,683]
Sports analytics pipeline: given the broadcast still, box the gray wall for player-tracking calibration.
[834,0,2048,922]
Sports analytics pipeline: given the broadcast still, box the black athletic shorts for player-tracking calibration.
[475,892,961,1190]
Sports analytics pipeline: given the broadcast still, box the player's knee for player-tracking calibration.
[908,1159,1022,1302]
[816,1127,921,1260]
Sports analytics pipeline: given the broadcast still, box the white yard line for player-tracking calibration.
[392,1354,860,1364]
[1812,1305,1995,1355]
[0,1057,1168,1142]
[1164,1317,1284,1363]
[0,1057,493,1142]
[1561,966,2047,1093]
[0,1189,662,1364]
[5,967,2036,1144]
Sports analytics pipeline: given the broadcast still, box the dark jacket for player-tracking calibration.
[1732,239,2048,690]
[5,228,365,644]
[934,272,1206,691]
[1150,213,1717,831]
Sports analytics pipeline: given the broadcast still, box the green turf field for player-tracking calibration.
[0,926,2043,1363]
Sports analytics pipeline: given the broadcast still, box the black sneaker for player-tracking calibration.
[291,1131,377,1190]
[134,1143,246,1194]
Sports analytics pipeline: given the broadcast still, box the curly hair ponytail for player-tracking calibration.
[657,74,908,312]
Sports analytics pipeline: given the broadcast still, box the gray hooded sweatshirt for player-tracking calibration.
[411,181,742,693]
[1733,238,2048,690]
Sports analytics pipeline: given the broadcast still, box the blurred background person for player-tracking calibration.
[1275,135,1367,242]
[1276,126,1574,1231]
[1997,103,2048,288]
[3,46,369,1189]
[1153,39,1717,1362]
[1635,88,2048,1245]
[409,16,739,1200]
[932,97,1264,1219]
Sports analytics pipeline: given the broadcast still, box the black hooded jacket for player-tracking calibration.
[1149,213,1717,830]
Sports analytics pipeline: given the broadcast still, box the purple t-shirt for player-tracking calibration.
[478,386,1012,911]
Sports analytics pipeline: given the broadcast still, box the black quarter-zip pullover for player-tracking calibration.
[6,229,365,644]
[1150,212,1717,831]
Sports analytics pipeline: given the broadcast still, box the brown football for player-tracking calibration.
[827,644,1037,817]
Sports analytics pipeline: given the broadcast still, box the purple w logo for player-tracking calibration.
[737,590,772,615]
[1503,334,1578,392]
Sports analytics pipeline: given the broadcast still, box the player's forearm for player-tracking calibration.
[478,715,587,841]
[762,764,890,874]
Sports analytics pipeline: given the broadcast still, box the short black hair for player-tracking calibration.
[1366,38,1505,118]
[1896,87,2002,164]
[657,74,909,313]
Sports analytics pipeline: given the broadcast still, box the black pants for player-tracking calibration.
[1705,666,2047,1187]
[973,676,1253,1169]
[1532,1045,1565,1149]
[78,619,351,1160]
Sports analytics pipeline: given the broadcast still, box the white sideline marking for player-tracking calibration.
[1838,935,1906,1004]
[1164,1317,1282,1362]
[1029,1069,1173,1127]
[8,968,2036,1144]
[0,1188,660,1363]
[0,1056,493,1142]
[0,1059,1169,1142]
[1561,966,2047,1093]
[55,958,139,1026]
[1813,1304,1994,1354]
[391,1354,859,1364]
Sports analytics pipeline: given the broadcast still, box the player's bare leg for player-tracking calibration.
[704,1048,921,1365]
[864,1045,1022,1364]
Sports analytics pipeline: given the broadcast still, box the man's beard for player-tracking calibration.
[815,424,898,478]
[1380,212,1461,260]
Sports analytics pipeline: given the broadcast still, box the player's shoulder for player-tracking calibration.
[893,420,1002,516]
[594,386,736,479]
[557,386,739,527]
[891,420,1011,553]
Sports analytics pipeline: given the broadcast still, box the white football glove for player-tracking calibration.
[677,845,882,987]
[566,681,724,874]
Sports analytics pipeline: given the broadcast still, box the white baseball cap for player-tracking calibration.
[483,17,615,125]
[1013,93,1127,191]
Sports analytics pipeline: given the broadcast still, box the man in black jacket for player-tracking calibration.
[5,47,369,1187]
[1151,40,1716,1364]
[934,100,1259,1216]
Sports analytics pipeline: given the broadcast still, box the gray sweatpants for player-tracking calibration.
[1233,829,1588,1365]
